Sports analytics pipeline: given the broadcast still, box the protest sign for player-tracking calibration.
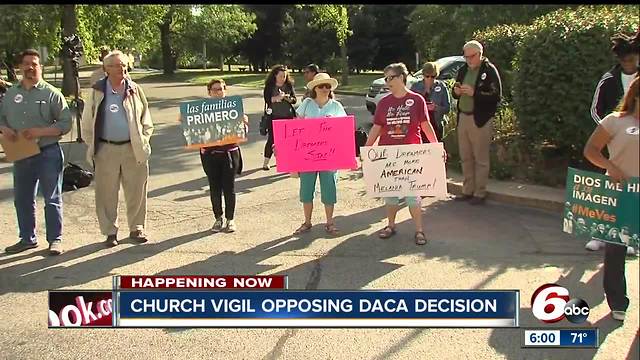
[179,95,246,149]
[362,143,447,198]
[272,116,357,172]
[563,167,639,250]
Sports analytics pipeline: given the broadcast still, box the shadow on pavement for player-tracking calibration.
[0,230,211,296]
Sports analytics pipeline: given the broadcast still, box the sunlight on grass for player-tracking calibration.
[131,69,383,94]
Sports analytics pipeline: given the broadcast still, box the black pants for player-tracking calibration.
[420,124,443,143]
[264,126,275,159]
[200,150,239,220]
[603,243,628,311]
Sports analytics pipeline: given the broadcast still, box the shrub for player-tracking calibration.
[512,5,638,163]
[473,23,527,101]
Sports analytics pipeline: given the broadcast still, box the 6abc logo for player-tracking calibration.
[531,283,590,324]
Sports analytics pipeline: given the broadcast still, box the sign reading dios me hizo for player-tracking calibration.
[362,143,447,198]
[115,290,519,327]
[272,116,357,173]
[179,95,247,149]
[563,167,639,250]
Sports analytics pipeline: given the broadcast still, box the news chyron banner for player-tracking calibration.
[49,275,519,328]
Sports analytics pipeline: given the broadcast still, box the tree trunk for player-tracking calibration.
[219,54,224,71]
[61,4,78,96]
[340,43,349,86]
[159,8,175,75]
[3,53,17,81]
[202,42,207,70]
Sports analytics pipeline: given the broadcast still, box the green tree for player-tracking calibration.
[285,6,339,71]
[238,5,289,72]
[183,5,257,71]
[369,5,417,71]
[408,5,568,62]
[0,5,60,81]
[304,5,351,84]
[347,6,378,73]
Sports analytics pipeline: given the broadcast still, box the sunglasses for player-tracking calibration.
[316,84,332,90]
[384,74,400,82]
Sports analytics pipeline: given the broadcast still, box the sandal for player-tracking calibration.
[325,223,339,235]
[294,222,312,235]
[415,231,427,245]
[378,226,397,239]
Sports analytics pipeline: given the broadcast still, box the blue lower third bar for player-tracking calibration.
[559,329,598,347]
[116,290,519,328]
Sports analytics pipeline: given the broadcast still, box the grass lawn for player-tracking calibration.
[130,69,382,94]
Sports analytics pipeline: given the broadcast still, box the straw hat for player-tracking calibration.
[306,72,339,91]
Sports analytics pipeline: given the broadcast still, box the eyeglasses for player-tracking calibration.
[316,84,332,90]
[384,74,401,82]
[424,75,436,79]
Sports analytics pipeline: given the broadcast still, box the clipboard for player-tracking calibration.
[0,133,41,162]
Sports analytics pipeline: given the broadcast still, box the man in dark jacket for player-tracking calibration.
[452,40,502,205]
[590,32,638,125]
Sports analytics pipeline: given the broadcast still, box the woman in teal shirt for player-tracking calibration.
[293,73,347,235]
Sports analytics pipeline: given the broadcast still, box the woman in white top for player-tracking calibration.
[583,76,639,321]
[292,73,347,236]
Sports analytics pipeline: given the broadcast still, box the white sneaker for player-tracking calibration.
[627,246,638,256]
[225,219,236,233]
[211,217,224,233]
[611,311,625,321]
[585,240,603,251]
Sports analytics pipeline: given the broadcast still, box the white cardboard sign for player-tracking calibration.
[362,143,447,198]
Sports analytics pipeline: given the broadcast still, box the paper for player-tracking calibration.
[361,143,448,198]
[0,133,41,162]
[272,116,357,173]
[179,95,247,150]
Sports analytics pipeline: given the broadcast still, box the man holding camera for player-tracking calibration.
[1,49,72,255]
[452,40,502,205]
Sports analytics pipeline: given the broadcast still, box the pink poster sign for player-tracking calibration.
[272,116,357,172]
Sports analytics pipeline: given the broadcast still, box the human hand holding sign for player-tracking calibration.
[0,126,17,141]
[21,127,45,140]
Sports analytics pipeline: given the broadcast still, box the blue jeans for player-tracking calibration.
[12,143,64,244]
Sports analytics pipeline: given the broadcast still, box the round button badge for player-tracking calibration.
[14,94,23,103]
[109,104,120,113]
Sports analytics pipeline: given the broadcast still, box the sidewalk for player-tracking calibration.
[446,169,565,213]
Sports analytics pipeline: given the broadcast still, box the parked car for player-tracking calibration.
[365,56,465,115]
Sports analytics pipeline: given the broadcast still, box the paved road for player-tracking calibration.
[0,81,637,360]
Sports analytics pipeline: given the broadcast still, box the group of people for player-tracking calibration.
[255,40,502,245]
[0,33,637,322]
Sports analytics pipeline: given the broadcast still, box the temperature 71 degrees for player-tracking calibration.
[571,332,587,343]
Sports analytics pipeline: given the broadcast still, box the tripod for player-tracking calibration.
[70,57,84,143]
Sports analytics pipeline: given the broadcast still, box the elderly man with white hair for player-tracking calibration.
[82,50,154,247]
[452,40,502,205]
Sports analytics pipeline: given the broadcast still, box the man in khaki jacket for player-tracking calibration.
[82,50,154,246]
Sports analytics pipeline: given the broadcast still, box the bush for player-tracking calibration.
[512,5,638,163]
[473,23,527,100]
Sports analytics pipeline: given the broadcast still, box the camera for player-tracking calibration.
[62,34,84,60]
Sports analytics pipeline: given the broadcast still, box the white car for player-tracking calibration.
[365,56,466,115]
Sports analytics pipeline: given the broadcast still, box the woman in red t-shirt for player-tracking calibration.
[364,62,441,245]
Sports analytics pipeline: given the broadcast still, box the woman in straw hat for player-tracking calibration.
[292,73,347,236]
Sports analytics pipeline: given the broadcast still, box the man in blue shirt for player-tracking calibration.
[0,49,72,255]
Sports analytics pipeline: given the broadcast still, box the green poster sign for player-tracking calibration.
[179,95,246,149]
[564,167,639,250]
